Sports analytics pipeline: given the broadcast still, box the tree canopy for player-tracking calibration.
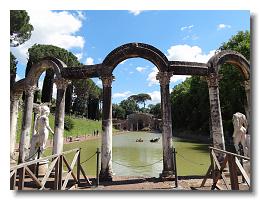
[10,10,34,47]
[170,30,250,139]
[128,93,151,108]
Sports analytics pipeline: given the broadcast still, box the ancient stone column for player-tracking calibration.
[53,78,70,155]
[10,91,22,162]
[18,86,38,163]
[156,71,175,177]
[99,75,113,181]
[207,74,225,160]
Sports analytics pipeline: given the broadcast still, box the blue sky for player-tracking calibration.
[11,10,250,105]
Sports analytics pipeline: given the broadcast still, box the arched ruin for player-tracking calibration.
[10,42,250,181]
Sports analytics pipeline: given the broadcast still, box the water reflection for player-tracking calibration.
[112,132,163,177]
[61,131,210,177]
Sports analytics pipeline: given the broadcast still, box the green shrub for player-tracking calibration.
[64,116,74,131]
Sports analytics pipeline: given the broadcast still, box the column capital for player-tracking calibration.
[25,85,39,96]
[10,91,22,102]
[244,80,250,91]
[100,75,114,87]
[53,78,71,90]
[207,73,221,87]
[156,71,173,86]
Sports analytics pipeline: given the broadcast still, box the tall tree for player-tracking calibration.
[119,99,138,117]
[218,31,250,137]
[10,10,33,87]
[10,52,18,88]
[129,93,151,108]
[27,44,82,104]
[10,10,33,47]
[112,104,126,119]
[149,103,161,119]
[170,30,250,139]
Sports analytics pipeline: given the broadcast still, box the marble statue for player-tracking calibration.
[29,104,54,160]
[232,112,250,157]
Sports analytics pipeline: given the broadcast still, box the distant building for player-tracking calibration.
[113,112,162,132]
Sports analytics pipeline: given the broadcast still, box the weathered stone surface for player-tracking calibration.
[10,92,22,161]
[103,43,169,73]
[169,61,208,76]
[99,75,113,180]
[19,86,38,163]
[156,71,175,176]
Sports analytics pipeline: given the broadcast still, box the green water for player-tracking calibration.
[46,132,210,177]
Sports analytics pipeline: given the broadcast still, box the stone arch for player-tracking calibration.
[207,50,250,80]
[102,42,169,74]
[206,50,250,157]
[25,57,66,87]
[12,57,66,93]
[11,57,69,163]
[99,43,174,181]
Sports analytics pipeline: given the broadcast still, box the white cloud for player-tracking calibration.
[147,67,190,87]
[11,10,85,65]
[217,24,231,30]
[129,10,143,16]
[136,66,146,72]
[147,67,159,86]
[75,53,83,61]
[181,25,194,31]
[113,91,132,99]
[147,91,161,105]
[85,57,94,65]
[147,44,215,87]
[170,75,190,85]
[167,44,215,63]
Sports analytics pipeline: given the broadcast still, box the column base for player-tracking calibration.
[99,169,113,182]
[160,170,175,181]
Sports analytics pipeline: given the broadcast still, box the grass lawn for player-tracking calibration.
[16,110,102,142]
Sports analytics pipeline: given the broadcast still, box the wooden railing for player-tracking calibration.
[10,148,91,190]
[201,147,250,190]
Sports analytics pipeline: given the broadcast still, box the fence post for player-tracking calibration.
[173,148,178,187]
[58,155,63,190]
[96,148,100,187]
[10,170,17,190]
[227,154,239,190]
[36,147,41,178]
[18,167,25,190]
[77,148,81,186]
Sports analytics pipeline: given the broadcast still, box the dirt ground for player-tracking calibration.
[75,175,250,191]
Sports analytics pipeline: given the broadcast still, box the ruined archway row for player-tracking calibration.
[10,42,250,180]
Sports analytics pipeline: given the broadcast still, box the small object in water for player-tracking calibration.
[150,137,160,143]
[136,138,143,142]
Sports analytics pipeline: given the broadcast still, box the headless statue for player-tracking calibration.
[29,104,54,160]
[232,112,250,157]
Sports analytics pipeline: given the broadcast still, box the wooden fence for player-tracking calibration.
[201,147,250,190]
[10,148,91,190]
